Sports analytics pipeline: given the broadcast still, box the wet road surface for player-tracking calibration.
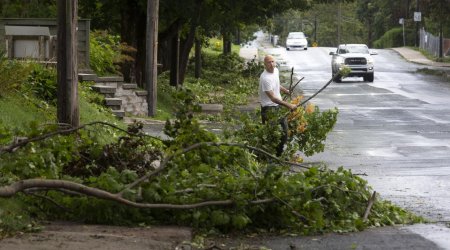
[277,45,450,248]
[286,47,450,222]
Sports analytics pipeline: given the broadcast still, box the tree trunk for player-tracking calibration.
[120,0,139,83]
[236,28,241,45]
[57,0,79,128]
[159,19,182,72]
[224,35,232,55]
[178,26,196,85]
[194,37,201,78]
[169,29,180,87]
[178,1,202,85]
[135,12,147,87]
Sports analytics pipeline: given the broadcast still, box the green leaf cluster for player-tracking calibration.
[89,31,122,76]
[23,65,57,105]
[0,57,35,97]
[0,52,422,237]
[0,93,422,235]
[291,106,339,156]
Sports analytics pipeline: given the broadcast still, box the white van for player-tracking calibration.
[285,32,308,50]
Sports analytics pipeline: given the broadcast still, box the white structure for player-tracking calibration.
[4,25,56,60]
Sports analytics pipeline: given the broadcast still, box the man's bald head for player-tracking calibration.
[263,55,276,73]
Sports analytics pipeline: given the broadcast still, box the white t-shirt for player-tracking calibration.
[259,68,281,107]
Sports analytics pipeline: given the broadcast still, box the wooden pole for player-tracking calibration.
[57,0,79,127]
[145,0,159,116]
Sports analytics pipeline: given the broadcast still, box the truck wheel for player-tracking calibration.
[365,73,374,82]
[332,73,341,83]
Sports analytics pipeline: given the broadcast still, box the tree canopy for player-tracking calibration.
[1,0,448,83]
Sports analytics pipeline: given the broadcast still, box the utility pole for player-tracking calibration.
[57,0,79,127]
[438,0,443,58]
[314,15,317,44]
[415,0,419,47]
[145,0,159,116]
[337,0,341,45]
[399,18,405,47]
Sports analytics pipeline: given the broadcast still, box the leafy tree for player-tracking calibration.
[356,0,378,47]
[0,0,56,18]
[420,0,450,36]
[274,2,365,47]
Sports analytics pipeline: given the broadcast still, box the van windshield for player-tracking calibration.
[288,33,305,39]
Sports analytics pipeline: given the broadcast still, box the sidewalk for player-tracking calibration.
[391,47,450,68]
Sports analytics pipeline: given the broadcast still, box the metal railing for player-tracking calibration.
[419,28,450,57]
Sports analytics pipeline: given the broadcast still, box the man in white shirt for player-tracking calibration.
[259,55,296,156]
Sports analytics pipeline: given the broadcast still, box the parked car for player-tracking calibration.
[329,44,377,82]
[285,32,308,50]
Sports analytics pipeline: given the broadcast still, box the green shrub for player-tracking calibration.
[0,58,34,97]
[373,27,415,48]
[184,51,257,109]
[24,64,57,105]
[90,30,121,76]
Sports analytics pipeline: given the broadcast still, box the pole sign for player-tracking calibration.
[414,12,421,22]
[399,18,404,24]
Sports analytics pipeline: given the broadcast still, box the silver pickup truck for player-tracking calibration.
[329,44,377,83]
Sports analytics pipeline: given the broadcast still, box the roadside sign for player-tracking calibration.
[414,12,421,22]
[312,41,318,47]
[399,18,404,24]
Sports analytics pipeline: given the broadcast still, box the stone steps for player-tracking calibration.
[199,104,223,114]
[105,98,123,110]
[112,110,126,118]
[79,73,148,118]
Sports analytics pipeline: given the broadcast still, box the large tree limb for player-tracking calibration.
[0,178,369,215]
[0,121,161,154]
[0,179,276,209]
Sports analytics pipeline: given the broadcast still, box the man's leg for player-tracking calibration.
[261,106,269,124]
[261,106,287,157]
[276,117,288,157]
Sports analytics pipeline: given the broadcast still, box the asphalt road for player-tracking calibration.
[258,39,450,249]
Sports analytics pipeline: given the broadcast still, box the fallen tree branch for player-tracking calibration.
[282,68,352,119]
[25,190,73,212]
[363,191,377,221]
[283,67,304,101]
[174,184,218,194]
[121,141,309,194]
[283,74,338,119]
[0,121,161,154]
[0,179,277,209]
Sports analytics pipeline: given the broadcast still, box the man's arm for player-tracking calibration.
[265,90,296,110]
[280,85,290,95]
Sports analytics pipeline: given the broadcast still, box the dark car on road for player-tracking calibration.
[329,44,377,82]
